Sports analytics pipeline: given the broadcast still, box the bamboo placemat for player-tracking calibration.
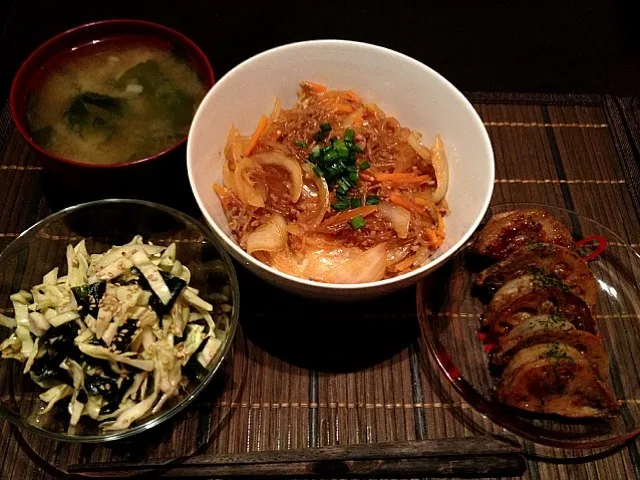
[1,92,640,479]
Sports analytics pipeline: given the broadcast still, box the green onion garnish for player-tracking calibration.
[324,149,339,162]
[365,195,380,205]
[351,215,366,230]
[350,197,362,208]
[344,128,355,142]
[336,191,348,201]
[294,139,308,148]
[332,200,350,211]
[359,161,370,170]
[308,128,369,199]
[337,177,351,190]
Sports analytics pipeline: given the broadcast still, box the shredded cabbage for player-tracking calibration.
[131,250,172,304]
[28,312,51,335]
[176,324,205,366]
[0,313,16,329]
[77,343,154,371]
[197,337,222,368]
[102,390,158,431]
[39,384,73,415]
[42,267,59,285]
[0,333,23,361]
[183,288,213,312]
[0,237,230,432]
[49,310,80,328]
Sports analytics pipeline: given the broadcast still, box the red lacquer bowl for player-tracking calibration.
[9,19,214,174]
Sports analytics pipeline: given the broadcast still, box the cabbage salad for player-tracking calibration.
[0,236,230,431]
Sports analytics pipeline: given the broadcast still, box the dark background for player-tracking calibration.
[1,0,639,98]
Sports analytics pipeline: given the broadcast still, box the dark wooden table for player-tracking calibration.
[2,2,640,480]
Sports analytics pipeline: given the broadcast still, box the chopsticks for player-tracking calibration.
[68,437,526,478]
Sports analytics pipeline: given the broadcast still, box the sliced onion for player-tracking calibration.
[224,126,240,168]
[223,126,240,190]
[302,244,357,281]
[234,157,265,207]
[223,161,235,191]
[412,247,433,268]
[378,202,411,239]
[268,248,304,277]
[431,135,449,203]
[302,163,329,227]
[232,136,246,165]
[270,98,282,122]
[245,214,288,255]
[386,241,413,266]
[322,243,387,284]
[253,152,303,203]
[408,132,431,161]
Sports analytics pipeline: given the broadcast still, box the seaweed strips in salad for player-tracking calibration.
[0,235,231,431]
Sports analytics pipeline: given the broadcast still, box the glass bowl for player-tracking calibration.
[0,199,239,442]
[417,203,640,449]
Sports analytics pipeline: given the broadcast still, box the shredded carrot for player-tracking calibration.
[304,81,327,93]
[317,205,378,232]
[213,184,235,206]
[388,192,441,224]
[388,192,422,214]
[214,184,241,209]
[242,115,268,157]
[424,228,444,248]
[213,184,229,197]
[395,254,417,271]
[373,172,431,185]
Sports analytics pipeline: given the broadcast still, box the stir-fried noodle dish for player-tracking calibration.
[214,82,449,283]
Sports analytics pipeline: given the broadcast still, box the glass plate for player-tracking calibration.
[417,203,640,449]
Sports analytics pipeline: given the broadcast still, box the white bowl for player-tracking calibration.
[187,40,494,300]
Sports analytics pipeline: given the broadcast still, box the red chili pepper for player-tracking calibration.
[448,365,461,380]
[439,351,461,379]
[483,343,495,353]
[575,235,607,261]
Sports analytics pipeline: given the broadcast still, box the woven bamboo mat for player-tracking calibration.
[1,92,640,479]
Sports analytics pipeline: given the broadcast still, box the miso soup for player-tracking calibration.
[25,39,208,165]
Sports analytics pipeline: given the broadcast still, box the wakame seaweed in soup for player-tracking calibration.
[25,39,207,165]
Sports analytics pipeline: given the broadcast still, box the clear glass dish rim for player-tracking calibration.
[0,198,240,443]
[416,202,640,450]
